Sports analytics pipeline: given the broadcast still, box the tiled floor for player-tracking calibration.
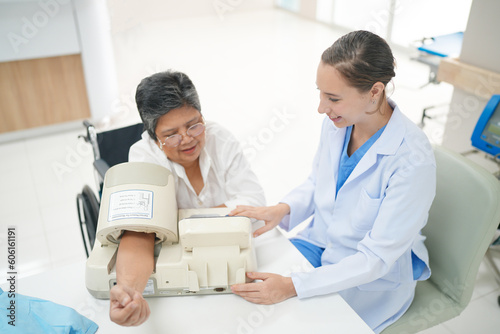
[0,8,499,333]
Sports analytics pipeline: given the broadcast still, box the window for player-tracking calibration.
[276,0,473,51]
[275,0,300,13]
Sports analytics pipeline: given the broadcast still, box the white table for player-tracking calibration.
[2,229,374,333]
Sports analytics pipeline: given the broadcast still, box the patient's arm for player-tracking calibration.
[116,231,155,290]
[109,231,155,326]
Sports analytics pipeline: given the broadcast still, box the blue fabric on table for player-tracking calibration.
[0,288,98,334]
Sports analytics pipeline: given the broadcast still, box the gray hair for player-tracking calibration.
[135,70,201,140]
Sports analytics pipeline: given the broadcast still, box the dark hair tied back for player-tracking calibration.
[321,30,395,94]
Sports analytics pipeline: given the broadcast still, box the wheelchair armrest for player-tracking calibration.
[93,159,110,179]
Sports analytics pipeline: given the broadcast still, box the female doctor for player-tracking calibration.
[230,30,436,333]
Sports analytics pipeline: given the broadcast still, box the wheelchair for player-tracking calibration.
[76,120,145,257]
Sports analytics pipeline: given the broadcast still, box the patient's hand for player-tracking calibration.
[110,284,150,326]
[229,203,290,237]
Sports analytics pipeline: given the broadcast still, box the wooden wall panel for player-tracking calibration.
[437,57,500,100]
[0,54,90,133]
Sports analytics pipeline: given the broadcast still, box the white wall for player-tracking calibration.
[442,0,500,155]
[0,0,119,127]
[459,0,500,74]
[0,0,80,62]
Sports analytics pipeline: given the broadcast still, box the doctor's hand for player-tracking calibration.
[231,272,297,304]
[109,284,150,326]
[229,203,290,237]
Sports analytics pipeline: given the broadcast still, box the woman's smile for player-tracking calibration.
[181,144,197,154]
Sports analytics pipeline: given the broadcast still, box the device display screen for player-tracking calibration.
[472,95,500,156]
[487,123,500,137]
[482,102,500,146]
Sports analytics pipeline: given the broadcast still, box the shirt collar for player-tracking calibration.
[168,146,212,184]
[199,146,211,182]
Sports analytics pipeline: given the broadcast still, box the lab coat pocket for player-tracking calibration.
[350,188,382,231]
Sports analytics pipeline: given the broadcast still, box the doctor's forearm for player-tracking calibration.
[116,231,156,292]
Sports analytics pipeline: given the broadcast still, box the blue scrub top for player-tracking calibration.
[336,125,386,195]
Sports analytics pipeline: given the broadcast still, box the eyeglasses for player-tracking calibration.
[158,122,205,149]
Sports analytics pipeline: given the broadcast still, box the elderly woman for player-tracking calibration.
[109,70,265,326]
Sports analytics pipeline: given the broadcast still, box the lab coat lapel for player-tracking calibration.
[343,105,406,185]
[328,125,346,184]
[346,144,379,182]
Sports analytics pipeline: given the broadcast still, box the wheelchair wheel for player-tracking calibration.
[76,185,100,257]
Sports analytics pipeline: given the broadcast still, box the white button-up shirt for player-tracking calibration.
[129,121,266,209]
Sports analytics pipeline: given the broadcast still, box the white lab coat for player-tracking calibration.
[280,100,436,333]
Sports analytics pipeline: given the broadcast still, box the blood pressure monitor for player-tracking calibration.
[471,95,500,157]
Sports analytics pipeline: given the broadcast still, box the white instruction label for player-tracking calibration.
[108,190,153,221]
[142,279,155,296]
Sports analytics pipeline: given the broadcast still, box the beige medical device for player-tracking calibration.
[85,162,257,299]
